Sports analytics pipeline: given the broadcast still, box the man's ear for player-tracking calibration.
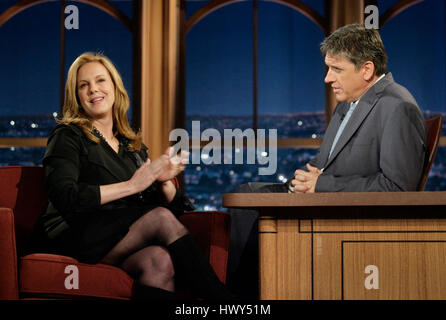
[362,61,376,81]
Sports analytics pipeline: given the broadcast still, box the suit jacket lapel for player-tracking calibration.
[318,102,348,168]
[322,72,394,170]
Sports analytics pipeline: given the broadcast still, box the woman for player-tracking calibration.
[33,52,233,300]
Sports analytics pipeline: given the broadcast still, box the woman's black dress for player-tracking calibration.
[32,123,192,264]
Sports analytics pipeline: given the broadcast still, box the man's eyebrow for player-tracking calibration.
[326,63,342,69]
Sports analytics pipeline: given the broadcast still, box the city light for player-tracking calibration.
[1,112,444,212]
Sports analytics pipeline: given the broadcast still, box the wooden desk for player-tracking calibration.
[223,192,446,300]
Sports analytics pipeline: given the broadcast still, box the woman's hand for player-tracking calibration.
[156,147,190,183]
[99,154,171,205]
[129,154,170,193]
[99,148,188,205]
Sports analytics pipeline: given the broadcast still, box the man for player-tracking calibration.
[288,24,426,193]
[227,24,426,298]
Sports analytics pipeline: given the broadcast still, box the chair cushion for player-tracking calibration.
[19,254,134,299]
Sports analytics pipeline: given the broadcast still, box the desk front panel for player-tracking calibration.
[312,219,446,300]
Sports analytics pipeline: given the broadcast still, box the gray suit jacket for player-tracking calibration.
[308,72,426,192]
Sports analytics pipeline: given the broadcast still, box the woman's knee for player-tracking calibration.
[137,246,175,281]
[147,207,185,232]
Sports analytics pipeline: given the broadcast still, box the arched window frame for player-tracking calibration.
[0,0,137,149]
[179,0,437,151]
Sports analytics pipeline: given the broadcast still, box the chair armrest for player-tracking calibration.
[179,211,231,284]
[0,207,19,299]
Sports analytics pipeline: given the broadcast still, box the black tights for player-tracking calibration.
[100,207,188,292]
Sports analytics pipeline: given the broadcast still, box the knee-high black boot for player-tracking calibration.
[167,234,236,300]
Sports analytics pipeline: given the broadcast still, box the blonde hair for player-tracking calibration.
[60,52,142,152]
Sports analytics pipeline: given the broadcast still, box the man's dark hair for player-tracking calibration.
[320,24,388,76]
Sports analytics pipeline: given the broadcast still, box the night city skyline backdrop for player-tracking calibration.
[0,0,444,119]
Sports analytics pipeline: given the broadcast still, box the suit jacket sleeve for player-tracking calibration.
[315,101,426,192]
[43,125,101,214]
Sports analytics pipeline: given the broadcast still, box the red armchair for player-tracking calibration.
[0,166,230,300]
